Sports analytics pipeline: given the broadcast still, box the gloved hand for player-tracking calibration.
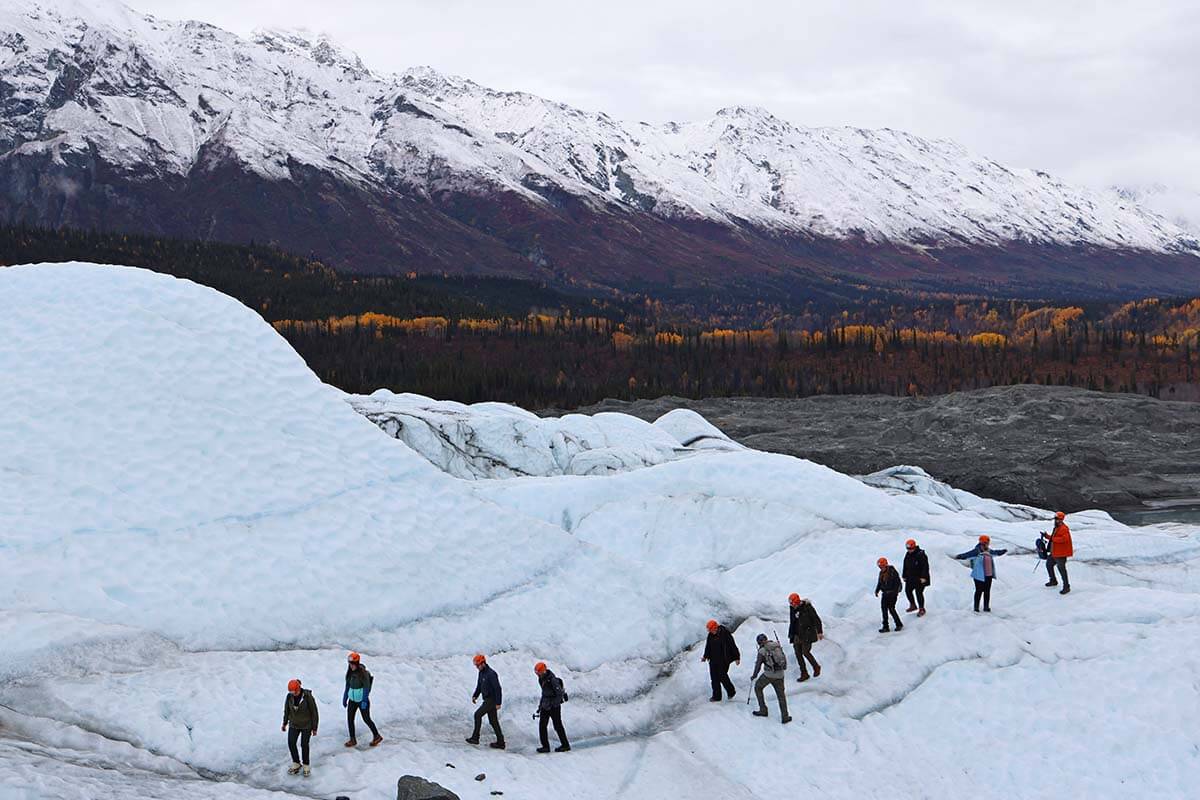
[342,698,348,708]
[360,697,370,711]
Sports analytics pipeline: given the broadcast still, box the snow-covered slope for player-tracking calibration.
[2,0,1197,291]
[2,262,1199,800]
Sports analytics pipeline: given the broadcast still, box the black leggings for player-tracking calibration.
[880,592,901,627]
[472,701,504,742]
[973,577,994,611]
[538,705,568,749]
[287,727,311,765]
[347,700,379,741]
[905,581,926,610]
[1047,557,1070,586]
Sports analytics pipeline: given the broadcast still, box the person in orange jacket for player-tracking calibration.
[1042,511,1073,594]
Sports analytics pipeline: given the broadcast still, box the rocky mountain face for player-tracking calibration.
[3,0,1198,302]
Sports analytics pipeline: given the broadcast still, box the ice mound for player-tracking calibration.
[350,390,698,478]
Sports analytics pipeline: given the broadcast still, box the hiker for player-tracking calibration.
[701,619,741,701]
[786,593,823,682]
[467,654,505,749]
[534,661,570,753]
[281,678,318,777]
[875,557,903,632]
[750,634,792,724]
[1042,511,1073,594]
[954,535,1008,612]
[342,652,383,748]
[902,538,931,616]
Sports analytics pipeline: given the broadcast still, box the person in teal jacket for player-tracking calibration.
[343,651,382,748]
[954,535,1007,613]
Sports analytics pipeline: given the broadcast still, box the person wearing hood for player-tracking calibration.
[750,633,792,724]
[954,535,1008,612]
[786,593,823,682]
[902,538,931,616]
[342,651,382,748]
[533,661,570,754]
[281,678,318,777]
[875,557,904,633]
[701,619,741,701]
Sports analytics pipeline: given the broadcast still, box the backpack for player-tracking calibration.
[1035,537,1048,560]
[554,676,568,704]
[764,642,787,672]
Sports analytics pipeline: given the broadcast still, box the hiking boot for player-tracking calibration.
[895,621,904,631]
[370,735,383,747]
[905,604,918,613]
[489,741,506,750]
[555,744,571,753]
[918,608,926,617]
[301,765,311,777]
[797,673,810,683]
[1060,586,1071,594]
[727,688,736,700]
[343,739,357,748]
[812,664,821,678]
[1045,580,1058,587]
[752,710,768,717]
[287,763,302,775]
[465,737,480,745]
[709,696,722,702]
[781,715,792,725]
[983,607,992,612]
[879,626,890,633]
[536,746,551,754]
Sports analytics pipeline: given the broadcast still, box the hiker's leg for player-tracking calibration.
[915,582,926,610]
[1057,557,1070,588]
[754,675,770,713]
[539,712,551,749]
[359,704,380,738]
[983,577,993,610]
[1046,556,1057,583]
[550,707,568,747]
[288,727,301,764]
[471,705,486,739]
[487,704,504,742]
[346,702,358,741]
[973,580,984,611]
[299,730,310,765]
[772,677,789,718]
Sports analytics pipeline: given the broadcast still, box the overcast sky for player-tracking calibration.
[139,0,1198,213]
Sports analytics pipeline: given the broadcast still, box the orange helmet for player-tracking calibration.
[534,661,547,675]
[287,679,301,692]
[347,651,361,663]
[979,535,990,544]
[906,538,916,548]
[877,557,888,567]
[788,592,801,606]
[1055,511,1065,520]
[706,619,719,633]
[473,653,487,667]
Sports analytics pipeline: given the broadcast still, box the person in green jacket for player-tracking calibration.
[343,651,383,748]
[281,678,318,777]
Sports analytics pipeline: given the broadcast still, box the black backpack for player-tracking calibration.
[1035,537,1048,560]
[554,676,568,703]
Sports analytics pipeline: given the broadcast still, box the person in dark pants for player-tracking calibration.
[467,653,505,749]
[701,619,741,701]
[750,633,792,724]
[955,535,1008,612]
[875,557,904,632]
[342,651,382,748]
[281,678,318,777]
[902,538,931,616]
[534,661,570,753]
[786,593,823,682]
[1043,511,1073,594]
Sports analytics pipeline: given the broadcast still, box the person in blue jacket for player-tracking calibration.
[342,651,382,748]
[954,535,1008,613]
[467,653,505,749]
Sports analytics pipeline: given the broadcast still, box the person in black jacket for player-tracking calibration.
[902,539,931,616]
[533,661,570,753]
[786,593,823,682]
[875,558,904,633]
[467,654,505,749]
[701,619,741,701]
[281,678,318,777]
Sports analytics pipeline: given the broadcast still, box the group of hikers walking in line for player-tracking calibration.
[280,514,1074,772]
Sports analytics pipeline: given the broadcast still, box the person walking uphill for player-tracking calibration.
[533,662,570,753]
[343,652,383,748]
[955,535,1008,612]
[787,593,822,682]
[750,634,792,724]
[875,558,903,633]
[281,679,318,777]
[701,619,740,701]
[902,539,931,616]
[467,654,505,749]
[1043,511,1073,594]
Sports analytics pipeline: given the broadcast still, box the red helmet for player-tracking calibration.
[287,679,301,693]
[877,557,888,567]
[347,651,361,664]
[1055,511,1066,520]
[706,619,719,633]
[534,661,547,675]
[788,592,801,606]
[473,653,487,667]
[906,538,916,548]
[978,535,990,544]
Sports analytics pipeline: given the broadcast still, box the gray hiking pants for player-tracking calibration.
[754,674,788,718]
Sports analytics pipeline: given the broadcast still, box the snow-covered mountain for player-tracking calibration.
[3,261,1199,799]
[2,0,1198,300]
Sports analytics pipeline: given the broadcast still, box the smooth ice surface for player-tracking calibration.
[2,263,1199,799]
